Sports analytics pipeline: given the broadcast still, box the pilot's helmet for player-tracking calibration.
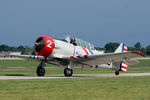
[71,37,76,42]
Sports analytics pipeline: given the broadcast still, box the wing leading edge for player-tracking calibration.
[70,51,144,66]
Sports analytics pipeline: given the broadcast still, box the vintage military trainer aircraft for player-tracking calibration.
[11,35,144,76]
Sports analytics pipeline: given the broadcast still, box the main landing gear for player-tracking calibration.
[115,70,119,75]
[36,60,45,76]
[64,61,73,77]
[64,68,73,77]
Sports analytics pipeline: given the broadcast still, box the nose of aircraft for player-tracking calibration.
[34,36,54,57]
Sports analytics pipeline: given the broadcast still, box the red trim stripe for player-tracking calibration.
[70,56,87,61]
[124,49,128,51]
[37,56,39,60]
[90,66,94,68]
[82,48,89,55]
[131,51,145,57]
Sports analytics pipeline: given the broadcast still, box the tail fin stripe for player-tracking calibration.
[122,44,125,52]
[122,66,127,69]
[122,63,127,67]
[122,44,128,52]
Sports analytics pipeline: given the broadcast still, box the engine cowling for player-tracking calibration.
[34,36,54,57]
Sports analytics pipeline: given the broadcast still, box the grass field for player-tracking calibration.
[0,76,150,100]
[0,60,63,67]
[0,60,150,100]
[130,59,150,67]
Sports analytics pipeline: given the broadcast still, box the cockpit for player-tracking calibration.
[65,35,95,50]
[75,38,95,50]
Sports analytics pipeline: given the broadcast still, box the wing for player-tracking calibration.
[70,51,144,66]
[10,54,45,61]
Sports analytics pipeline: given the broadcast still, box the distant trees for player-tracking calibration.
[104,42,150,56]
[17,46,25,51]
[104,42,120,53]
[0,44,34,55]
[95,47,104,51]
[134,42,141,50]
[128,42,142,52]
[146,45,150,56]
[128,42,147,55]
[0,45,17,52]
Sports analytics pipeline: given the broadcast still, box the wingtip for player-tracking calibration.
[131,51,145,57]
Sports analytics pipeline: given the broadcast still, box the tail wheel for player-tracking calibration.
[64,68,73,77]
[115,71,119,75]
[36,67,45,76]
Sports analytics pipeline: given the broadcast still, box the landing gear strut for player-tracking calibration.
[36,60,45,76]
[115,70,119,75]
[64,61,73,77]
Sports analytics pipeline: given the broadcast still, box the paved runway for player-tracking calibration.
[0,73,150,80]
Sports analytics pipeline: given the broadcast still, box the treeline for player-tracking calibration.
[0,42,150,56]
[0,44,35,55]
[96,42,150,56]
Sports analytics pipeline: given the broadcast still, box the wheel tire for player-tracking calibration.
[64,68,73,77]
[115,71,119,75]
[36,67,45,76]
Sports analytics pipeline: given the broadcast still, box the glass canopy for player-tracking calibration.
[75,38,95,50]
[64,35,95,50]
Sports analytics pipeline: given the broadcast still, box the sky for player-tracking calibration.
[0,0,150,48]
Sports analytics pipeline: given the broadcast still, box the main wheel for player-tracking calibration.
[36,67,45,76]
[64,68,73,77]
[115,71,119,75]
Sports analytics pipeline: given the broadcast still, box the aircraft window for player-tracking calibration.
[56,36,95,50]
[75,37,95,50]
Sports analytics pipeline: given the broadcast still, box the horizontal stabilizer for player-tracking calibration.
[120,62,128,72]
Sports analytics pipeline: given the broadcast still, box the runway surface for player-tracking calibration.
[0,73,150,80]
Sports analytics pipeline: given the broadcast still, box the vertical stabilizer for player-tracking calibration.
[115,43,128,53]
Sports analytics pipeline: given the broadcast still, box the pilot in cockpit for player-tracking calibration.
[70,37,77,46]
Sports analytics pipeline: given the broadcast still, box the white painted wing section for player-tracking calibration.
[10,54,45,61]
[70,51,144,66]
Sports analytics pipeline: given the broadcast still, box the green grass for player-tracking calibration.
[0,76,150,100]
[0,70,63,76]
[0,60,149,100]
[129,59,150,67]
[0,60,63,67]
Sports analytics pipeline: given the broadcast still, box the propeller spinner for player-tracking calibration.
[34,36,54,57]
